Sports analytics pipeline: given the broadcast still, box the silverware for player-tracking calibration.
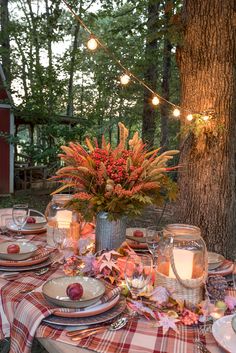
[194,339,211,353]
[67,316,128,341]
[35,267,50,276]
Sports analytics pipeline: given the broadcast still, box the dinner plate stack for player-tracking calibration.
[126,227,148,252]
[0,241,55,272]
[208,251,234,276]
[42,276,126,327]
[7,216,47,235]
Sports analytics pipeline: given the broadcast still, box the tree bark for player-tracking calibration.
[177,0,236,258]
[142,0,160,148]
[0,0,11,84]
[160,7,172,149]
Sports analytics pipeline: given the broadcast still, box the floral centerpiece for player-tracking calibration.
[52,123,178,250]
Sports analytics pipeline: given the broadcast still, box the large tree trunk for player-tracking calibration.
[160,4,172,149]
[142,0,160,148]
[0,0,11,84]
[177,0,236,258]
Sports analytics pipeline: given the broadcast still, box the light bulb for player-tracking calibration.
[186,114,193,121]
[87,37,98,51]
[173,108,180,117]
[202,115,209,121]
[120,74,130,85]
[152,96,160,106]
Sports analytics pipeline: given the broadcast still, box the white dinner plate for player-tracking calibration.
[212,314,236,353]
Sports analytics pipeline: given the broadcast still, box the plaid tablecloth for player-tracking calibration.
[0,211,231,353]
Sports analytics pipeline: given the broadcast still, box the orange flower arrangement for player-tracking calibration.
[53,123,179,220]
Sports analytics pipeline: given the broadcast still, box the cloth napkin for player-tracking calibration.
[9,286,121,353]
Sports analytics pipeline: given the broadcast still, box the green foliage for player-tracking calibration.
[4,0,180,169]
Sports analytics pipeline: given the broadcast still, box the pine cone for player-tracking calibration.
[206,275,228,300]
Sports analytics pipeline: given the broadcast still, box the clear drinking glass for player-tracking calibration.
[146,226,163,267]
[12,204,29,238]
[0,213,12,235]
[53,223,73,261]
[125,254,152,299]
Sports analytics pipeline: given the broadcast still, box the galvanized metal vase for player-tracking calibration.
[95,212,126,252]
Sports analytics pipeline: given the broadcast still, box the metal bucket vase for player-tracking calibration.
[95,212,126,252]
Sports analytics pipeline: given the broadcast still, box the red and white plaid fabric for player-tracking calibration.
[6,274,232,353]
[0,227,233,353]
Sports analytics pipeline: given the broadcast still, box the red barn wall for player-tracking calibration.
[0,106,14,194]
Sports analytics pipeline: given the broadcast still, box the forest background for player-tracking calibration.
[1,0,236,259]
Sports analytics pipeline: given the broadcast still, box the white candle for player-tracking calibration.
[169,248,194,279]
[56,210,72,228]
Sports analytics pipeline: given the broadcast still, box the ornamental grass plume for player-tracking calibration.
[52,123,179,220]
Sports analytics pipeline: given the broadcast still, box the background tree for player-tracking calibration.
[176,0,236,258]
[0,0,10,84]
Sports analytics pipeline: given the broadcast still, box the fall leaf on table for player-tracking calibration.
[127,300,156,320]
[155,312,179,335]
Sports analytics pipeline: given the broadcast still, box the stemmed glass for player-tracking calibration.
[124,254,153,299]
[146,226,163,267]
[53,223,72,261]
[12,204,29,238]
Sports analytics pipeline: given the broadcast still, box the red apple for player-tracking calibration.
[133,230,144,238]
[66,283,84,300]
[27,217,36,224]
[7,244,20,254]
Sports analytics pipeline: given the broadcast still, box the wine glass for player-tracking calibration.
[12,204,29,238]
[146,226,163,267]
[53,223,73,261]
[124,254,153,299]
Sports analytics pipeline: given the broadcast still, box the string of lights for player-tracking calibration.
[62,0,214,122]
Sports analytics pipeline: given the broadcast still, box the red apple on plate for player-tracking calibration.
[27,217,36,224]
[7,244,20,254]
[66,283,84,300]
[133,230,144,238]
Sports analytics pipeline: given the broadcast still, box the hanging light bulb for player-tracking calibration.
[202,115,209,121]
[186,114,193,121]
[173,108,180,117]
[120,73,130,85]
[87,36,98,51]
[152,96,160,106]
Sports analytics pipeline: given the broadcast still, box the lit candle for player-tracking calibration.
[169,249,194,279]
[56,210,72,228]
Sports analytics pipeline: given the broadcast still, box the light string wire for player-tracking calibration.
[61,0,207,119]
